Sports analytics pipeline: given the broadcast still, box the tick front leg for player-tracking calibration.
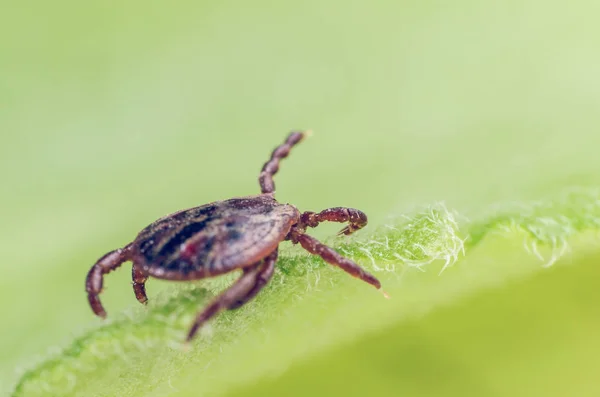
[289,230,381,290]
[300,207,368,236]
[132,262,149,305]
[85,244,133,318]
[186,251,277,342]
[259,131,308,194]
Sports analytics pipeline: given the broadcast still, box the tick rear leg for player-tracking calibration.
[300,207,368,236]
[85,244,133,318]
[132,262,149,305]
[289,229,381,290]
[228,249,277,310]
[259,131,308,194]
[187,250,278,342]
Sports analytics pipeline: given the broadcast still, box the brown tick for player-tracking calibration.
[86,131,383,341]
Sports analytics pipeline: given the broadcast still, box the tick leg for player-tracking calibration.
[132,262,149,305]
[186,251,277,342]
[228,249,277,310]
[300,207,368,236]
[85,244,133,318]
[259,131,308,194]
[289,230,381,290]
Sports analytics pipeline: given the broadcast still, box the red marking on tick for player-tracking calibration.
[180,242,197,260]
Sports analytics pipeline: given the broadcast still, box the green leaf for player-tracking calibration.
[12,189,600,396]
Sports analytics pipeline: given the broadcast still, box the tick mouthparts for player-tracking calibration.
[382,290,391,299]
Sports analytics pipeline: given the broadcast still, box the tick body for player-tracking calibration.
[86,131,382,341]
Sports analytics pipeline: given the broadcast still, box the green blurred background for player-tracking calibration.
[2,1,600,395]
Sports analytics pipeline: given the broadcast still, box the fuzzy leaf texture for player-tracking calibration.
[11,188,600,397]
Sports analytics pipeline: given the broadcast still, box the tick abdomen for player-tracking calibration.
[133,195,299,280]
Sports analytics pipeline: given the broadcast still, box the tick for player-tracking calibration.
[85,131,383,341]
